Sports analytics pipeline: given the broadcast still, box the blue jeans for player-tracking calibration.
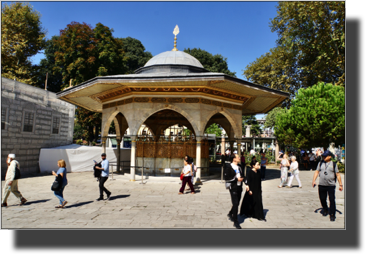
[261,166,266,179]
[54,186,66,204]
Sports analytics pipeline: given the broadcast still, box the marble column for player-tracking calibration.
[116,137,121,173]
[196,136,202,183]
[130,136,137,181]
[237,140,242,158]
[221,134,226,155]
[101,137,107,154]
[245,125,252,138]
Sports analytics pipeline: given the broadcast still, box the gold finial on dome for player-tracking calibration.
[172,25,179,51]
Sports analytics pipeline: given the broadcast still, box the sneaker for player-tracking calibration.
[1,202,7,207]
[330,215,336,222]
[106,193,112,200]
[96,197,104,201]
[19,198,27,206]
[322,209,329,216]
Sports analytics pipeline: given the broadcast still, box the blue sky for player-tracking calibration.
[5,1,282,117]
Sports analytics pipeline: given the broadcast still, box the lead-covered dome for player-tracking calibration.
[144,51,204,68]
[134,50,208,75]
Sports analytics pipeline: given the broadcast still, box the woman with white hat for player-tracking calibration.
[1,154,27,207]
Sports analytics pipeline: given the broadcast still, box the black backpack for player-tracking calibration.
[14,165,21,180]
[223,163,236,182]
[94,161,102,178]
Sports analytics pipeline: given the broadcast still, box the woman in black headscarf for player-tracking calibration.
[240,160,266,221]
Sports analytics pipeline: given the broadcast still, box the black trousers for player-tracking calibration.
[318,185,336,216]
[99,176,110,198]
[229,184,243,222]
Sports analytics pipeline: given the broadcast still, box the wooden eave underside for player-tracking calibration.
[58,77,289,114]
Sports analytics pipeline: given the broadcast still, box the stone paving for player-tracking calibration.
[1,167,345,229]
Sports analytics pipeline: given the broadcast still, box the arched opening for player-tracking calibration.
[101,111,130,173]
[133,109,209,177]
[202,112,238,161]
[141,109,196,141]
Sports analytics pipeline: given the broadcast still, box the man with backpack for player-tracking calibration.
[1,154,27,207]
[312,150,343,222]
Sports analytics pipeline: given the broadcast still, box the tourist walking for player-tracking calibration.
[312,150,343,221]
[225,154,244,229]
[184,155,197,189]
[179,158,195,194]
[94,153,111,201]
[52,159,68,208]
[260,152,268,180]
[278,152,290,188]
[1,154,27,207]
[287,156,302,188]
[240,160,266,221]
[309,152,316,170]
[302,152,309,170]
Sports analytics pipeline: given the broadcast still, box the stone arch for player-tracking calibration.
[201,109,240,139]
[130,105,201,137]
[102,110,129,138]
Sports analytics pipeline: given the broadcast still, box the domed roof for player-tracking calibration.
[144,51,204,68]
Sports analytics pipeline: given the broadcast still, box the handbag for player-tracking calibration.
[51,174,62,191]
[180,173,184,181]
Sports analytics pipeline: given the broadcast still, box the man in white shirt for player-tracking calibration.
[226,154,244,229]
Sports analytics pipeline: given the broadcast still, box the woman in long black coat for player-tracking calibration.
[240,160,266,221]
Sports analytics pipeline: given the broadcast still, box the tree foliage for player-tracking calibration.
[274,83,345,148]
[120,37,153,73]
[184,48,236,77]
[270,1,345,86]
[35,36,63,92]
[52,22,127,142]
[264,107,288,129]
[242,115,262,137]
[53,22,126,87]
[1,2,46,85]
[244,2,345,106]
[244,46,300,106]
[205,123,222,137]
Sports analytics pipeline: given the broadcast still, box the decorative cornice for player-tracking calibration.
[102,97,243,111]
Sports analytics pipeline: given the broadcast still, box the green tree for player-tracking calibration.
[184,48,236,77]
[270,2,345,87]
[1,2,46,85]
[35,36,63,92]
[264,107,288,129]
[242,115,262,137]
[53,22,127,142]
[275,83,345,148]
[94,23,126,76]
[205,123,222,137]
[120,37,153,73]
[244,2,345,104]
[244,46,300,106]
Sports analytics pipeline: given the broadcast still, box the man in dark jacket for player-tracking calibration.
[225,154,244,229]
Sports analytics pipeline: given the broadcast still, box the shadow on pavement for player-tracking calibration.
[64,201,93,208]
[108,194,130,201]
[314,208,343,215]
[24,199,51,206]
[238,209,269,224]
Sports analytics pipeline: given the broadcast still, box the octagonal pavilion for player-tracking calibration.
[57,35,289,182]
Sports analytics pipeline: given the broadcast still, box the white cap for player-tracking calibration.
[8,154,16,159]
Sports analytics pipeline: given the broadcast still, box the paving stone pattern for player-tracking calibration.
[1,168,345,229]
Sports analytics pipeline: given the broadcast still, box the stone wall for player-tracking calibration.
[1,77,75,176]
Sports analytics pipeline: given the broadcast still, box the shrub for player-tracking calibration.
[75,139,82,145]
[337,162,345,173]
